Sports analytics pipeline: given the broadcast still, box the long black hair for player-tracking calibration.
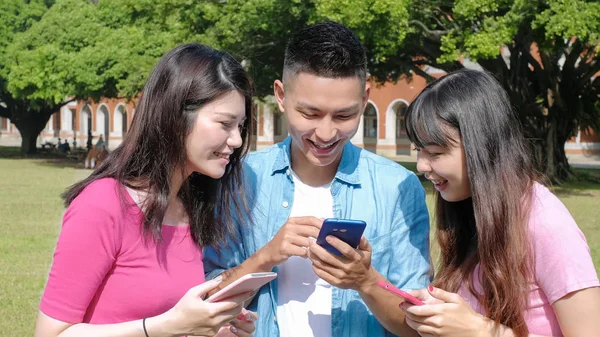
[406,69,538,337]
[63,43,255,248]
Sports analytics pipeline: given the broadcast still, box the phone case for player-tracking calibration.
[206,272,277,303]
[316,218,367,255]
[377,280,424,305]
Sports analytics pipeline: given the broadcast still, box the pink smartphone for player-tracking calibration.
[377,280,424,306]
[206,272,277,303]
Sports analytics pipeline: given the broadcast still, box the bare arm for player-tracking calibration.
[403,286,600,337]
[208,217,323,296]
[357,268,421,337]
[552,286,600,336]
[494,286,600,337]
[34,281,246,337]
[34,311,175,337]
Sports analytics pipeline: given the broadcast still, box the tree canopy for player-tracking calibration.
[0,0,598,182]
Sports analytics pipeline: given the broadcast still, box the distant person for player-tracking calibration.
[57,139,70,153]
[95,134,105,152]
[34,43,257,337]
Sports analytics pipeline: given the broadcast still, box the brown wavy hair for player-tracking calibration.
[405,69,538,337]
[62,43,255,248]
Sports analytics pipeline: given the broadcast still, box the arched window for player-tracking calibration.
[96,105,110,146]
[394,102,408,138]
[363,103,378,138]
[114,105,128,136]
[80,105,92,136]
[274,112,283,137]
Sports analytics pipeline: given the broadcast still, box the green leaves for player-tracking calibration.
[314,0,411,59]
[2,0,599,114]
[2,0,191,103]
[533,0,600,42]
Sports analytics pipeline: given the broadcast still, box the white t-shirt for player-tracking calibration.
[276,170,334,337]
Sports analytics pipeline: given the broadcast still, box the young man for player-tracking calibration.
[204,21,431,337]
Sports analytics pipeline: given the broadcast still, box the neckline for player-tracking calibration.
[290,169,333,189]
[122,184,191,231]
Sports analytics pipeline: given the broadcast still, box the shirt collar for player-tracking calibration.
[270,136,360,186]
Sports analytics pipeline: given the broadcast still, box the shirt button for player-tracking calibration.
[274,315,278,322]
[282,201,289,208]
[285,169,291,175]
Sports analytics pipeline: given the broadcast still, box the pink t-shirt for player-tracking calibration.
[458,183,599,336]
[40,178,205,323]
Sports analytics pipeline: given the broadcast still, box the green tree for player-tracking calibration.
[0,0,187,153]
[405,0,600,182]
[0,0,57,154]
[3,0,598,182]
[204,0,600,183]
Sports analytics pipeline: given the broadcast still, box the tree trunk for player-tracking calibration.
[19,128,40,154]
[13,118,46,154]
[12,108,53,155]
[542,119,573,184]
[1,98,63,155]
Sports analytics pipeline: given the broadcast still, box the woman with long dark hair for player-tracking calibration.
[400,69,600,336]
[35,43,257,337]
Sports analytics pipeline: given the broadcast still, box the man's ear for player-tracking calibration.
[361,82,371,115]
[274,80,286,113]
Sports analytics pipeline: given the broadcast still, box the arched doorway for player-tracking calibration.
[114,104,128,135]
[80,105,92,148]
[362,101,378,153]
[273,110,288,143]
[391,100,410,155]
[97,105,110,148]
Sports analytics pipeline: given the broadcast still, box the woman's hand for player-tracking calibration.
[213,308,258,337]
[160,279,247,336]
[400,286,488,337]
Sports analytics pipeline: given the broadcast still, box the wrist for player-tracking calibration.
[249,246,277,272]
[144,312,179,337]
[480,315,511,337]
[357,267,380,294]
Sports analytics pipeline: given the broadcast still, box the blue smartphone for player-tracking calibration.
[316,218,367,255]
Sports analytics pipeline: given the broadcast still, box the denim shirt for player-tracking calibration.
[204,137,431,337]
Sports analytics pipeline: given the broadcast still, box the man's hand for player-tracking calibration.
[307,236,378,292]
[255,216,323,270]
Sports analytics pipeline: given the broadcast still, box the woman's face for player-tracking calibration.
[185,90,246,179]
[415,133,471,202]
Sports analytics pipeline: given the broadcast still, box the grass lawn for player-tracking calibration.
[0,152,89,336]
[0,150,598,336]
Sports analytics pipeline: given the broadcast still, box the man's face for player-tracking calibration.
[274,72,369,169]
